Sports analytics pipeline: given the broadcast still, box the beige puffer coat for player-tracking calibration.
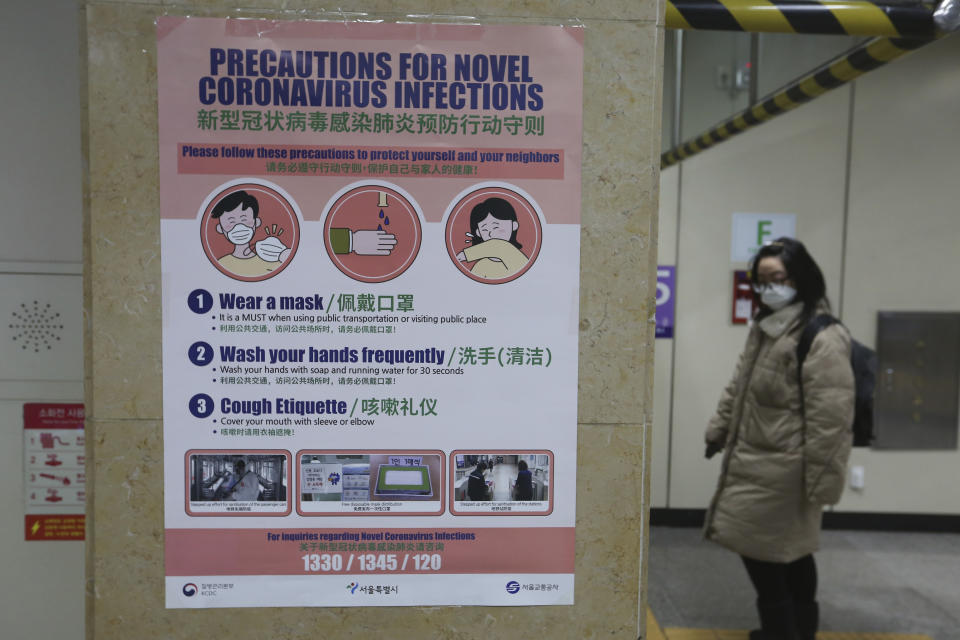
[704,301,854,563]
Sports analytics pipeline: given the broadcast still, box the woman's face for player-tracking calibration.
[756,256,793,289]
[475,213,518,242]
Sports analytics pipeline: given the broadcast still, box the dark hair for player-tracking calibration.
[750,237,828,323]
[475,461,486,472]
[212,190,259,219]
[469,197,522,250]
[517,460,528,471]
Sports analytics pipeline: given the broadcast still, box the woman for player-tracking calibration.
[514,459,534,501]
[704,238,854,640]
[456,197,529,279]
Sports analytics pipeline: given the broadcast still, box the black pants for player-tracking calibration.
[740,554,817,605]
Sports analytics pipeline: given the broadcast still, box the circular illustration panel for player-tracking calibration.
[322,184,422,283]
[200,181,300,282]
[445,185,543,284]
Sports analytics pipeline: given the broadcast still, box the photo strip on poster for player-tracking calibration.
[159,16,583,608]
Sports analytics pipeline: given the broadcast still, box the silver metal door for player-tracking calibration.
[875,312,960,450]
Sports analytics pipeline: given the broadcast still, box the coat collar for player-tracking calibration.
[757,302,804,338]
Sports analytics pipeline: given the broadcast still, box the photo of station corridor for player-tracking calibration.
[452,453,550,502]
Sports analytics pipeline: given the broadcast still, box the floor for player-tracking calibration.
[646,526,960,640]
[487,462,520,501]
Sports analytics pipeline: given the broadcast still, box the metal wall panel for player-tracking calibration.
[875,312,960,450]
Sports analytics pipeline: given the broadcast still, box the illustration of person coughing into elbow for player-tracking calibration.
[456,197,529,279]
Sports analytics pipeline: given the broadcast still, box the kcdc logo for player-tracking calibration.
[182,583,198,597]
[505,580,520,594]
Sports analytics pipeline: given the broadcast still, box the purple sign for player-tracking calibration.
[655,266,675,339]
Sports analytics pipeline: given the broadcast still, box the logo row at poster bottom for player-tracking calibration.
[185,449,553,517]
[167,573,575,608]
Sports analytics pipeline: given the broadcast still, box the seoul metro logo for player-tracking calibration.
[182,583,198,597]
[505,580,520,594]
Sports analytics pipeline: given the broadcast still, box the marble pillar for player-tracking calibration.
[84,1,663,637]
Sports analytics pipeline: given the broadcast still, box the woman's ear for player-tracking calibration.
[512,221,519,231]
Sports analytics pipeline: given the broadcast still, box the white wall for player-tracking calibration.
[679,31,751,140]
[656,34,960,515]
[0,2,85,639]
[839,35,960,513]
[1,0,83,265]
[652,167,679,507]
[755,33,859,97]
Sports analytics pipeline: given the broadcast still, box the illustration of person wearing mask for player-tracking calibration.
[212,190,291,277]
[455,197,529,279]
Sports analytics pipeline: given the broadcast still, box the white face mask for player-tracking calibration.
[759,284,796,310]
[226,223,254,245]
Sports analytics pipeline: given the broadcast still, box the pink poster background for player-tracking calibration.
[178,143,564,180]
[157,17,583,224]
[166,527,575,575]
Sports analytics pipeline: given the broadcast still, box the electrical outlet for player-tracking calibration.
[850,465,865,490]
[735,65,751,91]
[716,65,731,90]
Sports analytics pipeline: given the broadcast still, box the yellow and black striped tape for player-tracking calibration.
[661,36,932,168]
[667,0,935,38]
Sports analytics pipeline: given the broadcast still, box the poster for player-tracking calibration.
[23,403,85,541]
[158,17,583,608]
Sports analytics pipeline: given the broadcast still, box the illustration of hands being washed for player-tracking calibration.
[329,228,398,256]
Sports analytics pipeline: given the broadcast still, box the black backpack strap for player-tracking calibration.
[797,315,838,369]
[797,315,839,408]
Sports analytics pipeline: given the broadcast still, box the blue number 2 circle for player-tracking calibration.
[188,341,214,366]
